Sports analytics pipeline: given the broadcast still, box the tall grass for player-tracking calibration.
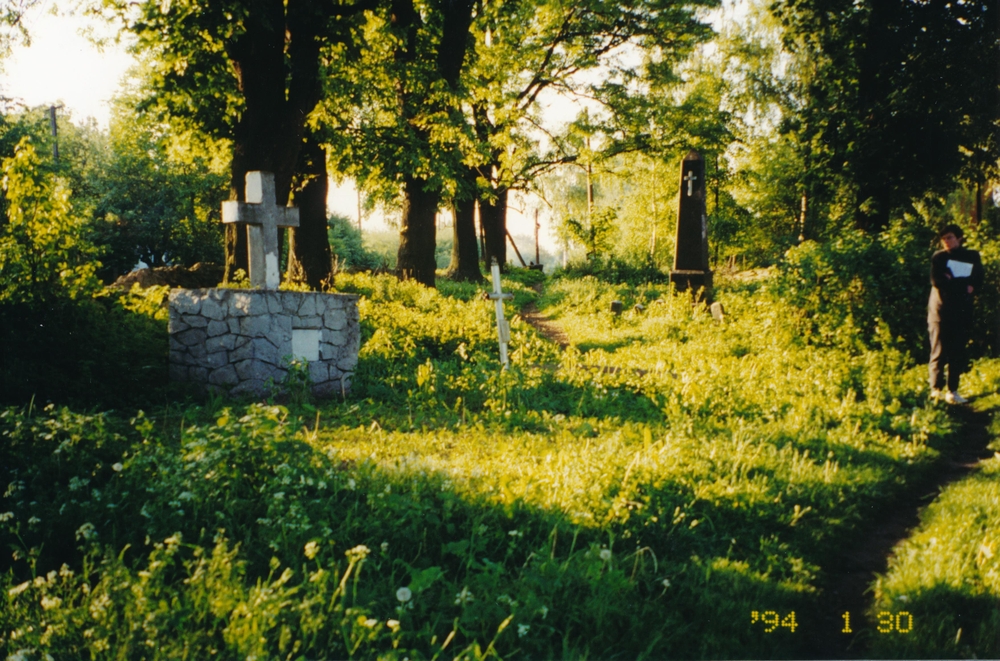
[2,270,991,659]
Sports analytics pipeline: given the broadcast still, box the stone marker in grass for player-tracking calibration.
[670,150,713,300]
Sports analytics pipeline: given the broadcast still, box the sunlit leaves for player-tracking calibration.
[0,138,101,303]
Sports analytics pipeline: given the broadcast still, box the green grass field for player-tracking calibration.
[2,270,999,659]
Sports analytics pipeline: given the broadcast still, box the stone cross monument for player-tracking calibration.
[670,150,712,298]
[222,171,300,289]
[168,171,360,398]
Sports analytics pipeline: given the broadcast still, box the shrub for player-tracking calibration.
[327,213,385,271]
[0,285,171,408]
[766,223,936,354]
[0,138,101,304]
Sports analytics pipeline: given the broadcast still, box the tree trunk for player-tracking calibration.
[446,168,482,281]
[223,0,322,283]
[397,176,440,286]
[287,134,333,289]
[480,187,507,270]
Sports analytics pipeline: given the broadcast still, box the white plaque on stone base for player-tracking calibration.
[292,329,321,362]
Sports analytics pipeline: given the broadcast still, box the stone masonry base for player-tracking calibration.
[168,288,360,398]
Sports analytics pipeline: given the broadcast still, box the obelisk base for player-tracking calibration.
[670,270,713,300]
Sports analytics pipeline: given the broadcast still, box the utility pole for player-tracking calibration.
[534,208,540,265]
[49,105,61,161]
[357,187,363,232]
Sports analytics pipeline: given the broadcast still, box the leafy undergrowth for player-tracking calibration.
[1,271,981,659]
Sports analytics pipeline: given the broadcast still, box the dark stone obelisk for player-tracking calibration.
[670,150,712,299]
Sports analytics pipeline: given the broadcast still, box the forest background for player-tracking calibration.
[1,0,1000,657]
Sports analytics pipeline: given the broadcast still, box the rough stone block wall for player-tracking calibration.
[168,289,360,398]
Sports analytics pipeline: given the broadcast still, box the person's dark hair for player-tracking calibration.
[939,223,964,240]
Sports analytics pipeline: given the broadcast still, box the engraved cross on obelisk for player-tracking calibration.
[222,171,300,290]
[670,150,712,299]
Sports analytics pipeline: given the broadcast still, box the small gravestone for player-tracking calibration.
[610,300,623,315]
[670,150,713,299]
[710,301,725,322]
[169,171,360,398]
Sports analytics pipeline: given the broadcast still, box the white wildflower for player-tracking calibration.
[599,548,612,561]
[454,586,474,606]
[347,478,357,490]
[662,578,671,589]
[27,517,40,526]
[387,619,400,632]
[381,541,389,553]
[304,541,319,560]
[40,595,62,610]
[0,512,14,522]
[7,581,30,597]
[517,623,530,638]
[75,522,97,542]
[112,463,124,472]
[508,529,522,538]
[538,605,549,619]
[396,587,412,603]
[346,545,370,561]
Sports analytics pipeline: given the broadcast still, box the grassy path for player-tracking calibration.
[812,403,996,658]
[518,278,999,657]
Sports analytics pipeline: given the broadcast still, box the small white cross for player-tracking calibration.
[484,258,513,369]
[222,171,300,289]
[683,170,698,197]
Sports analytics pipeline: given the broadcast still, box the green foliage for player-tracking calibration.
[0,138,101,303]
[564,207,617,261]
[769,0,998,230]
[555,255,669,286]
[765,223,939,354]
[1,267,988,658]
[327,214,384,271]
[89,105,228,278]
[0,285,172,407]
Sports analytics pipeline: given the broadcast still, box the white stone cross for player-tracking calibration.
[683,170,698,196]
[485,258,513,369]
[222,171,300,290]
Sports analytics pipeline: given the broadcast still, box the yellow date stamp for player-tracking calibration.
[750,610,914,634]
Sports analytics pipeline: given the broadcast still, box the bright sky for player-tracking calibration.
[2,2,133,128]
[2,2,564,260]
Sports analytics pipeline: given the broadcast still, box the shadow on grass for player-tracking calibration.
[1,402,895,660]
[865,584,1000,659]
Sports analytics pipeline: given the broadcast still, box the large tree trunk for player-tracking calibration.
[397,176,440,286]
[389,0,475,287]
[223,0,322,283]
[480,187,507,270]
[287,134,333,289]
[446,168,482,281]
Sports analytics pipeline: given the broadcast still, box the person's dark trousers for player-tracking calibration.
[928,319,967,392]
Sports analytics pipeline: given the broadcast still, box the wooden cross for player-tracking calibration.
[484,258,513,368]
[222,171,300,289]
[683,170,698,197]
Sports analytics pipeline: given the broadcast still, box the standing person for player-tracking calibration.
[928,224,983,404]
